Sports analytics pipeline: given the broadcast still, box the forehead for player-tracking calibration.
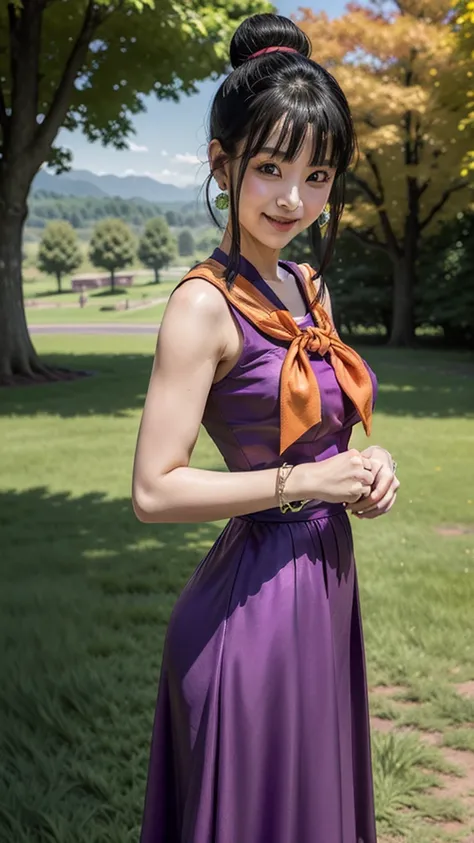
[244,114,335,165]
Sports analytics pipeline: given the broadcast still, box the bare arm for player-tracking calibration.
[132,278,291,523]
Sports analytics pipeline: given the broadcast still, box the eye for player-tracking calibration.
[257,163,279,176]
[308,170,330,184]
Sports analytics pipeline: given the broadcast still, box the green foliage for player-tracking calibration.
[28,192,211,230]
[137,217,177,283]
[89,219,136,291]
[37,221,82,293]
[195,229,222,253]
[0,0,274,163]
[178,228,195,257]
[417,211,474,346]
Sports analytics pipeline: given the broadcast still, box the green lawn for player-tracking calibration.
[1,336,474,842]
[24,276,176,325]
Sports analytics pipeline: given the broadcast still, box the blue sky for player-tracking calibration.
[57,0,349,187]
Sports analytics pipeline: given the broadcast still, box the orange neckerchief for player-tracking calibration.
[180,257,373,455]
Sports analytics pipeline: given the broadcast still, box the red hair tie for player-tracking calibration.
[247,46,299,60]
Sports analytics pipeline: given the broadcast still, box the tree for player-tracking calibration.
[138,217,177,283]
[178,228,195,257]
[37,221,81,293]
[300,0,472,346]
[453,0,474,175]
[417,210,474,346]
[0,0,272,385]
[89,219,136,293]
[165,210,178,227]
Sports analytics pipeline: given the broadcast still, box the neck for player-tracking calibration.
[219,227,281,282]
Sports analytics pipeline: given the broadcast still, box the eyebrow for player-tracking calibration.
[257,147,332,166]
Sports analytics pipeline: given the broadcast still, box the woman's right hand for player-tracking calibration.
[292,449,375,505]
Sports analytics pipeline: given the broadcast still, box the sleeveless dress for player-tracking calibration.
[139,247,379,843]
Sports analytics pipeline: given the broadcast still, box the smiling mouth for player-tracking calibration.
[264,214,301,223]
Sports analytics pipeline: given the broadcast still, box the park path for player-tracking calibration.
[29,324,159,335]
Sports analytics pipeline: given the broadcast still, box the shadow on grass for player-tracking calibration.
[0,485,222,842]
[1,345,473,420]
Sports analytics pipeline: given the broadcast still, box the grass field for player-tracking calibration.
[1,335,474,842]
[24,274,177,326]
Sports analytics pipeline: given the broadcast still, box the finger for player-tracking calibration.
[351,475,398,514]
[355,494,397,519]
[354,489,397,518]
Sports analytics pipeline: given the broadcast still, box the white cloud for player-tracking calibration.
[128,141,148,153]
[161,150,168,156]
[174,152,202,165]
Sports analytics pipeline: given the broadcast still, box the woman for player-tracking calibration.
[133,13,400,843]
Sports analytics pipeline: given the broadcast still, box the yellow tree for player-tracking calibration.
[299,0,473,346]
[454,0,474,172]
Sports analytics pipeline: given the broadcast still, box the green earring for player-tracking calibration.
[215,191,229,211]
[318,204,330,228]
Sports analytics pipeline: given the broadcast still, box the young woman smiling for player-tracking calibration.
[133,12,399,843]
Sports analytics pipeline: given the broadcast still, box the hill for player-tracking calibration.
[33,168,200,203]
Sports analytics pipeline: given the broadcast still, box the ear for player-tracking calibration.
[208,139,230,191]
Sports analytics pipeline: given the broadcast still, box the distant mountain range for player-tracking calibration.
[33,168,201,204]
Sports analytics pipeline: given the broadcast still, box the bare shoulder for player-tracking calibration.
[166,275,231,324]
[157,275,235,370]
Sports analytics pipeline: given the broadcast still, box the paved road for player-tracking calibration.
[30,323,159,335]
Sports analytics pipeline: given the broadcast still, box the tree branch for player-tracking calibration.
[32,1,106,163]
[346,225,388,253]
[365,152,385,202]
[347,171,383,206]
[420,180,468,231]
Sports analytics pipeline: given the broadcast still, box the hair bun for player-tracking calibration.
[229,13,311,70]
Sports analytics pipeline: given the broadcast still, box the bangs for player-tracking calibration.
[242,90,354,174]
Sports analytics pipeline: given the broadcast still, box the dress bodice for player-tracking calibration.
[200,249,378,473]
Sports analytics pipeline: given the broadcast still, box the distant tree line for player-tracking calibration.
[28,191,211,230]
[35,216,224,293]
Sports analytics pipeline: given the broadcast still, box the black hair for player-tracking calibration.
[202,13,358,306]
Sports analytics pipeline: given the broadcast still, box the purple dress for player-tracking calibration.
[139,247,379,843]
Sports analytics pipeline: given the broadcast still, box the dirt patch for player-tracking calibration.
[370,709,474,840]
[369,714,442,745]
[370,685,420,709]
[454,681,474,700]
[434,524,474,536]
[370,684,410,697]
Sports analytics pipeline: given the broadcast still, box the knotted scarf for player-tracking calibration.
[179,257,374,456]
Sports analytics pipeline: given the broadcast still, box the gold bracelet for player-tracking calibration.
[277,462,311,514]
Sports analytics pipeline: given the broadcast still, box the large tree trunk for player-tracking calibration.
[388,184,419,347]
[388,253,416,346]
[0,200,45,385]
[0,195,87,386]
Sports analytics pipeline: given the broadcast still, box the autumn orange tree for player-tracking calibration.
[299,0,473,346]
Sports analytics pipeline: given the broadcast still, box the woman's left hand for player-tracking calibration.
[345,445,400,519]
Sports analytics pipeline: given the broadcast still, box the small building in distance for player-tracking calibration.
[71,273,135,291]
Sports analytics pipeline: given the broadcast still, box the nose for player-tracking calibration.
[276,184,301,212]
